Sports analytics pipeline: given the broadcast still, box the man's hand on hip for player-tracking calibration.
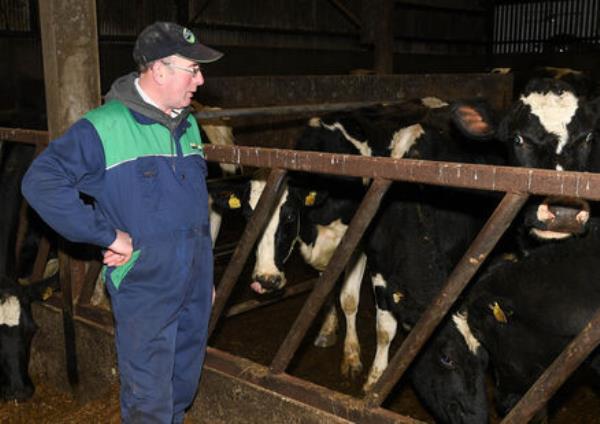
[104,229,133,267]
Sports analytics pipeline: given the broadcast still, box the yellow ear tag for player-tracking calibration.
[228,195,241,209]
[489,301,508,323]
[393,291,404,304]
[42,287,54,301]
[305,191,317,206]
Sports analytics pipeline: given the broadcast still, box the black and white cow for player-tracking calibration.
[0,273,57,401]
[0,141,59,401]
[212,98,450,377]
[411,235,600,423]
[363,77,600,392]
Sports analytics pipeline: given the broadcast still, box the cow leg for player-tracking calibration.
[363,306,398,392]
[209,208,222,248]
[314,295,339,347]
[340,252,367,379]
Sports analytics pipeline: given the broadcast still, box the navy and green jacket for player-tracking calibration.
[21,72,210,250]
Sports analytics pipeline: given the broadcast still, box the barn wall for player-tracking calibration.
[195,73,512,150]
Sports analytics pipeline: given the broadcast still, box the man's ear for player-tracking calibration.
[451,101,496,141]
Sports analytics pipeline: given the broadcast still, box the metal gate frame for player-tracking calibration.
[2,123,600,423]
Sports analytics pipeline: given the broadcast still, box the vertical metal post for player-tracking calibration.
[365,191,529,407]
[270,178,392,374]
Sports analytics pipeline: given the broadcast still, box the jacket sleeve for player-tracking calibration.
[21,118,116,248]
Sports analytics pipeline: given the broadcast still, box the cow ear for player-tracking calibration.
[21,272,59,303]
[451,101,496,141]
[289,187,328,207]
[210,190,245,212]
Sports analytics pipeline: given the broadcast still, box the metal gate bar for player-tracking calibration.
[502,306,600,424]
[365,191,529,406]
[208,168,288,336]
[194,100,406,120]
[270,178,392,374]
[204,144,600,201]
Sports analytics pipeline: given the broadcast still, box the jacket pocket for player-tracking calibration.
[136,158,165,211]
[103,249,141,290]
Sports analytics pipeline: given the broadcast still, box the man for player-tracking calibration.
[22,21,223,423]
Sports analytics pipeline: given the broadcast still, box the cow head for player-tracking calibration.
[411,312,489,424]
[453,80,600,240]
[0,272,57,401]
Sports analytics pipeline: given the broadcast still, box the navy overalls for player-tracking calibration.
[22,98,213,423]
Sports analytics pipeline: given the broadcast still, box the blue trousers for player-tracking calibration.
[106,229,213,423]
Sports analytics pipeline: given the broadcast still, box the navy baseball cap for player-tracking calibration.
[133,21,223,66]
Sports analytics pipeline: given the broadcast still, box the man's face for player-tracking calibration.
[158,55,204,111]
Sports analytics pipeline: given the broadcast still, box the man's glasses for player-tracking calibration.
[160,60,202,77]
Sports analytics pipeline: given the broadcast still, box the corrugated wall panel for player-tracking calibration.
[493,0,600,54]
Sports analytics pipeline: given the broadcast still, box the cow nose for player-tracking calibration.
[252,274,286,293]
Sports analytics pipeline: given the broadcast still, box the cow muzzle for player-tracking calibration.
[530,196,590,240]
[250,274,287,294]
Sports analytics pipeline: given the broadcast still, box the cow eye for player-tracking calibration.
[440,353,456,369]
[585,132,593,143]
[513,134,524,145]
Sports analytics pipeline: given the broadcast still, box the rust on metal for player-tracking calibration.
[208,168,288,337]
[225,279,317,318]
[206,347,420,424]
[194,99,407,120]
[501,306,600,424]
[0,127,49,146]
[365,191,529,407]
[205,145,600,200]
[270,178,392,374]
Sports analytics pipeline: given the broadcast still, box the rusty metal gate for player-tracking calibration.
[2,106,600,422]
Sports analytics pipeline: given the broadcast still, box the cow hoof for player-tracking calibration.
[313,333,337,348]
[341,359,363,380]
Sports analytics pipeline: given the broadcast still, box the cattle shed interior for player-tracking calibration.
[1,1,599,423]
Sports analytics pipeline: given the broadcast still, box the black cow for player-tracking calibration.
[363,77,600,391]
[0,273,57,401]
[411,236,600,423]
[0,142,58,401]
[212,98,451,377]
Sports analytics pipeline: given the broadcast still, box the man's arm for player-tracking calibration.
[22,119,117,249]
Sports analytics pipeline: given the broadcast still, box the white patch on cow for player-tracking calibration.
[364,306,398,392]
[389,124,425,159]
[452,312,480,354]
[308,117,321,127]
[520,91,579,154]
[340,253,367,377]
[252,186,292,280]
[299,219,348,271]
[0,296,21,327]
[320,121,373,157]
[248,179,266,210]
[372,273,387,289]
[530,228,572,240]
[421,96,449,109]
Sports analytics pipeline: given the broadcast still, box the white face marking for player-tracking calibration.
[520,91,579,155]
[421,96,449,109]
[372,273,387,289]
[0,296,21,327]
[299,219,347,271]
[252,185,291,280]
[320,121,373,157]
[389,124,425,159]
[452,312,480,354]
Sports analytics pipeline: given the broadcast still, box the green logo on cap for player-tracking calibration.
[183,28,195,44]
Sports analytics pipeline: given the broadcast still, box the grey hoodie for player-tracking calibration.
[104,72,190,132]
